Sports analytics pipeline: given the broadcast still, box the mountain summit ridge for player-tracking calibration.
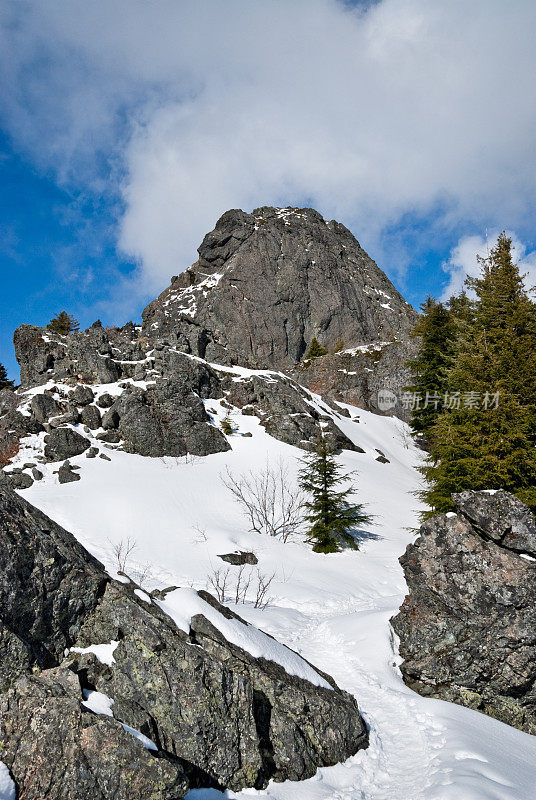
[142,205,416,370]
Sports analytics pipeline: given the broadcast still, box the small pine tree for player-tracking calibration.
[47,311,80,335]
[298,439,372,553]
[221,414,234,435]
[421,233,536,515]
[0,363,14,391]
[305,337,328,359]
[406,297,456,438]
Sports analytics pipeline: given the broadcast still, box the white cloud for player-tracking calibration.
[441,231,536,300]
[1,0,536,295]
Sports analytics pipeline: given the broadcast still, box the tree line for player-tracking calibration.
[406,232,536,515]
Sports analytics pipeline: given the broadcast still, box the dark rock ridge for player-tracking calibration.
[391,490,536,734]
[0,485,368,798]
[14,207,417,422]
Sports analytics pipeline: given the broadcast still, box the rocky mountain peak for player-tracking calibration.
[142,206,416,370]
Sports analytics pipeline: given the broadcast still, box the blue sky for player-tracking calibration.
[1,0,535,381]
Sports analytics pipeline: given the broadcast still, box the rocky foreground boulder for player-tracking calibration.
[391,490,536,734]
[0,485,368,798]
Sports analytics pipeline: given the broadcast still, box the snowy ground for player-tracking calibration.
[13,391,536,800]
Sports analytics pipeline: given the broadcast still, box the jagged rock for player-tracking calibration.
[0,486,368,796]
[86,446,99,459]
[5,472,33,490]
[97,393,115,408]
[217,551,259,565]
[73,583,367,791]
[44,427,91,461]
[114,380,230,457]
[391,490,536,734]
[142,207,416,378]
[454,489,536,556]
[49,405,80,428]
[223,371,359,451]
[80,404,102,430]
[0,667,189,800]
[70,384,95,406]
[32,467,43,480]
[30,392,60,423]
[97,430,122,444]
[58,462,81,483]
[0,486,106,690]
[102,407,120,429]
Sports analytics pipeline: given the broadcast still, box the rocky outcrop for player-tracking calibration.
[0,667,189,800]
[0,485,368,798]
[142,207,416,375]
[391,490,536,734]
[112,378,230,457]
[0,486,106,691]
[222,369,362,451]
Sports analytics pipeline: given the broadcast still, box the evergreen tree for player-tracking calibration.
[221,414,234,435]
[47,311,80,335]
[298,439,372,553]
[305,337,328,359]
[406,297,456,437]
[421,233,536,515]
[0,363,14,391]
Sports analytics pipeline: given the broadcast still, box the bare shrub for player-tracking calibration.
[109,537,153,588]
[110,537,137,573]
[206,565,275,610]
[221,460,304,541]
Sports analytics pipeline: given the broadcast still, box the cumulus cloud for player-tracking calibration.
[441,231,536,300]
[1,0,536,296]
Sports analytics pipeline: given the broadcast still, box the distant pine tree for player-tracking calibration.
[47,311,80,335]
[0,363,14,391]
[421,233,536,515]
[305,337,328,359]
[406,297,456,438]
[298,439,372,553]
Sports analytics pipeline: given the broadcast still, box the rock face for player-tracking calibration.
[0,486,106,691]
[391,490,536,734]
[142,207,416,374]
[7,206,418,471]
[0,667,189,800]
[0,485,368,798]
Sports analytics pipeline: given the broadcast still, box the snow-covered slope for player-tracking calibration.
[16,387,536,800]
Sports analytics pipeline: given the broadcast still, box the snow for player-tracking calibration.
[19,384,536,799]
[156,588,332,689]
[82,689,115,716]
[71,640,119,666]
[82,690,158,750]
[0,764,15,800]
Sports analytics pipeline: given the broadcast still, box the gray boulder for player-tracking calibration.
[391,490,536,734]
[30,392,60,423]
[0,486,368,796]
[70,384,95,406]
[80,404,102,430]
[58,462,81,483]
[454,489,536,556]
[218,551,258,565]
[115,380,230,457]
[0,667,189,800]
[5,471,33,490]
[44,427,91,461]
